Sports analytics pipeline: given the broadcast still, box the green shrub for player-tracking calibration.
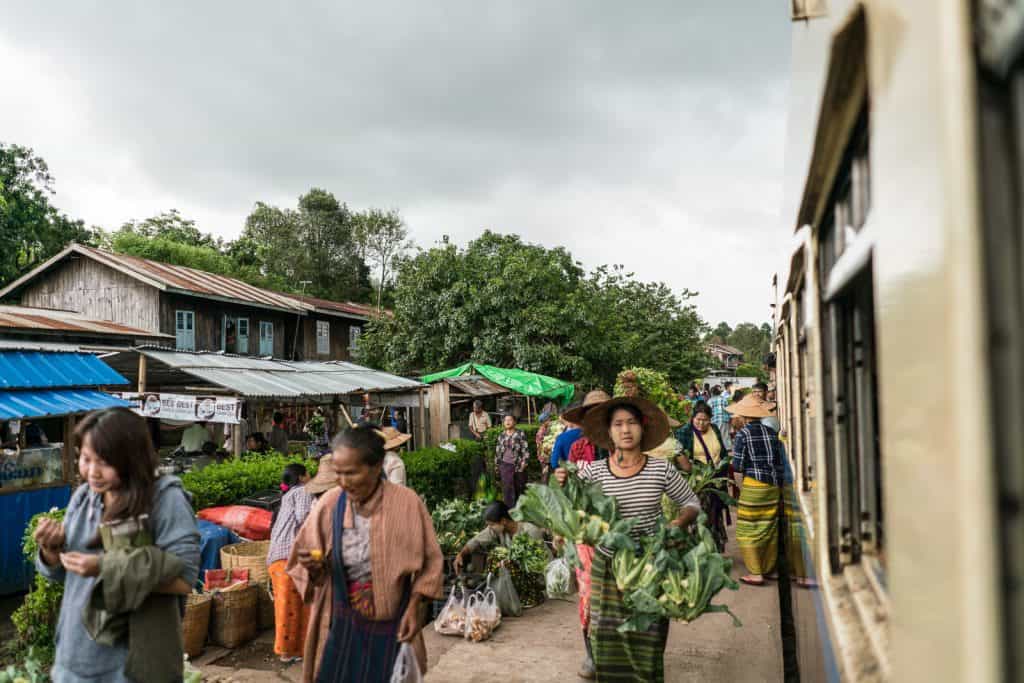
[12,509,66,669]
[405,440,480,508]
[181,451,317,510]
[482,424,543,481]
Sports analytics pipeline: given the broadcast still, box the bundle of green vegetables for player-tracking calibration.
[540,420,566,461]
[487,534,549,607]
[432,499,486,557]
[684,459,736,506]
[511,464,740,632]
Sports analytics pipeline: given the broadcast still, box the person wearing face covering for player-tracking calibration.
[287,426,444,682]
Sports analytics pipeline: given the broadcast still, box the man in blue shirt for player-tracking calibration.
[549,412,584,469]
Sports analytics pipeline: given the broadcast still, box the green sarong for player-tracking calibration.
[589,550,669,682]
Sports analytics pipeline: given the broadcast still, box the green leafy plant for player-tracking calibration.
[487,534,550,607]
[431,498,486,556]
[0,648,50,683]
[404,439,482,508]
[11,510,67,669]
[180,451,316,509]
[615,367,689,424]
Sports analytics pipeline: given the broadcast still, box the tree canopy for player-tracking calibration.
[0,144,98,285]
[358,231,708,389]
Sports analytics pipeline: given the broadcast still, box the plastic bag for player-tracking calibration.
[433,584,467,636]
[545,558,573,598]
[389,642,423,683]
[464,590,501,642]
[489,567,522,617]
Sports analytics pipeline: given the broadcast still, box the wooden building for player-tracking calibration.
[0,244,373,361]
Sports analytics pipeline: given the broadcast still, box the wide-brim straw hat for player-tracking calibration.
[725,395,776,419]
[562,389,612,424]
[581,396,671,452]
[379,426,412,451]
[306,453,339,495]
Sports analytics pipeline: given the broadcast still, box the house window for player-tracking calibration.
[236,318,249,354]
[349,325,362,352]
[316,320,330,355]
[175,310,195,351]
[259,321,274,356]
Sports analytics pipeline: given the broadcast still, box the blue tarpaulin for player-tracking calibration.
[198,519,240,579]
[0,389,131,420]
[0,351,128,389]
[0,485,71,594]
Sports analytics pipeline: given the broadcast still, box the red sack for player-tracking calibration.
[197,506,273,541]
[204,568,250,590]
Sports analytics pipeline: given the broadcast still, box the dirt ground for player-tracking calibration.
[196,537,783,683]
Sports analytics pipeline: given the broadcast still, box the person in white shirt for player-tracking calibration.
[468,400,492,440]
[180,421,211,454]
[379,427,412,487]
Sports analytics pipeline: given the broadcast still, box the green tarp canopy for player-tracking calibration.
[421,363,575,404]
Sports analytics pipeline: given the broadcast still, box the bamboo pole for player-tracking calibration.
[137,353,147,393]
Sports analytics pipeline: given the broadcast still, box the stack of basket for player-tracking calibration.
[221,540,275,631]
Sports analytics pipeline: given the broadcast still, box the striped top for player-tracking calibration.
[579,456,700,540]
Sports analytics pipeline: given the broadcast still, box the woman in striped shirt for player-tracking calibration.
[556,396,701,682]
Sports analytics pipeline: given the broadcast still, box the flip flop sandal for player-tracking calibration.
[740,576,765,586]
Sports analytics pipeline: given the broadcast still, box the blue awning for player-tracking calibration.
[0,351,128,389]
[0,389,131,420]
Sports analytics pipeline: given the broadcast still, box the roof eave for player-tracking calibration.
[165,287,313,315]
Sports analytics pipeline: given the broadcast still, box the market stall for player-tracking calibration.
[421,363,576,445]
[0,349,132,594]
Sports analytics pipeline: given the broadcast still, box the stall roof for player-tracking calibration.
[421,363,575,403]
[444,375,509,397]
[0,389,131,420]
[125,348,424,399]
[0,351,129,389]
[0,305,173,339]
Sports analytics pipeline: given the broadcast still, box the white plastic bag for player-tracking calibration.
[433,584,467,636]
[545,558,572,598]
[464,589,501,642]
[389,642,423,683]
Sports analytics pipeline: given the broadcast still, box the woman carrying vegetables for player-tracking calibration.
[674,401,730,552]
[555,396,701,683]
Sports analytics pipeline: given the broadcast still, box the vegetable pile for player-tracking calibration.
[540,420,566,462]
[486,534,549,607]
[512,464,740,632]
[684,459,735,504]
[431,499,486,557]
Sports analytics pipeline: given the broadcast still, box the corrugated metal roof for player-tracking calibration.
[0,351,129,389]
[445,375,508,397]
[0,388,131,419]
[0,305,173,338]
[74,245,311,313]
[289,294,382,320]
[136,349,423,398]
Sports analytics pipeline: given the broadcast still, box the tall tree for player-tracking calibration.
[241,189,370,302]
[0,144,97,286]
[727,322,772,366]
[116,209,220,249]
[708,321,733,343]
[353,208,413,312]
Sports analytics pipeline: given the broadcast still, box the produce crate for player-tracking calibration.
[239,488,283,514]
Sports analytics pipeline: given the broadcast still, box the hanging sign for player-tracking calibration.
[113,392,240,424]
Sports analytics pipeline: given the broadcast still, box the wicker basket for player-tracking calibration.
[258,580,275,630]
[183,592,212,658]
[209,584,259,648]
[220,540,271,584]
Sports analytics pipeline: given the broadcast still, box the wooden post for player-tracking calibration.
[418,388,427,450]
[137,353,147,393]
[339,404,355,428]
[62,414,76,485]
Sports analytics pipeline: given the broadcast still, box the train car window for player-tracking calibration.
[817,108,883,578]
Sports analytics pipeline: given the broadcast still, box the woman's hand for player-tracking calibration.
[453,550,467,575]
[296,548,326,582]
[34,518,65,566]
[554,467,568,485]
[397,595,424,642]
[60,551,100,577]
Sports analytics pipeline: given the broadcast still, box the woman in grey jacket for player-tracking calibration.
[33,408,200,682]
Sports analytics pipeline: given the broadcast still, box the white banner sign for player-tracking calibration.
[114,392,240,424]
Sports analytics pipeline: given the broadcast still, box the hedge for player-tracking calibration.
[181,451,317,510]
[482,424,543,482]
[405,439,483,508]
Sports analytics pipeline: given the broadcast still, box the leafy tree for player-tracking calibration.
[727,322,772,366]
[353,208,413,312]
[116,209,220,249]
[735,362,768,382]
[708,321,733,343]
[241,189,370,302]
[0,144,97,286]
[358,232,708,388]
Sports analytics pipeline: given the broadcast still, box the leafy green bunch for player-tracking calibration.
[488,533,549,575]
[511,463,635,567]
[181,451,315,510]
[684,460,736,505]
[12,509,67,669]
[0,649,49,683]
[614,514,740,632]
[615,367,689,424]
[431,498,486,556]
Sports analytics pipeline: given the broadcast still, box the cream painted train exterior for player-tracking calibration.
[771,1,1021,681]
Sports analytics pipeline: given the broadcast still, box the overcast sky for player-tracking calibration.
[1,2,791,326]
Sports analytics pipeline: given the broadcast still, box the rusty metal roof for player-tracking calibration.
[444,375,509,397]
[0,305,173,338]
[289,294,382,320]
